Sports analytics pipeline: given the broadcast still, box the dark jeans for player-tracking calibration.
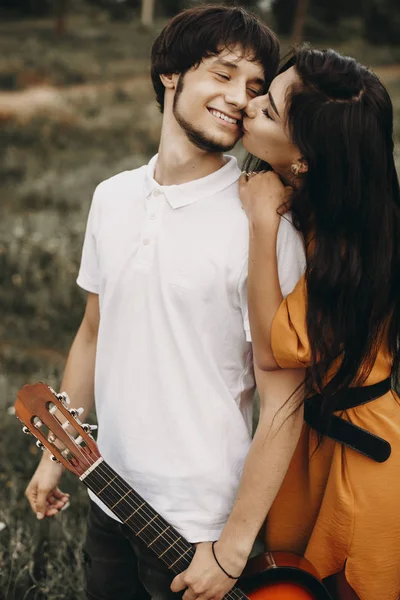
[83,500,183,600]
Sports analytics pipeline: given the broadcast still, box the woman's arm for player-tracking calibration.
[170,365,305,600]
[248,213,282,370]
[240,171,290,371]
[216,364,305,557]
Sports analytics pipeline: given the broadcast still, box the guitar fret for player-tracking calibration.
[98,475,117,494]
[124,502,145,523]
[168,547,192,569]
[231,590,247,600]
[110,489,131,510]
[158,537,181,558]
[137,515,158,535]
[82,463,196,577]
[148,526,170,547]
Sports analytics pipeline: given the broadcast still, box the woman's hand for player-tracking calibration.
[239,170,292,224]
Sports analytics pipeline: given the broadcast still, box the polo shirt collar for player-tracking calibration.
[143,154,241,209]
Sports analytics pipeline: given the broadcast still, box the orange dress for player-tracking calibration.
[265,275,400,600]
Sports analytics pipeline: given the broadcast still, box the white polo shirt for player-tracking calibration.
[77,154,306,542]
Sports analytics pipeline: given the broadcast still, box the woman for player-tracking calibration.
[239,48,400,600]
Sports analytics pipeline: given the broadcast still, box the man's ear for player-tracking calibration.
[160,73,179,90]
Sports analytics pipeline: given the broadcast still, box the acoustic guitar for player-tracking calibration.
[15,383,332,600]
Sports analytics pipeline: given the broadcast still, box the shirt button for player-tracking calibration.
[143,239,150,246]
[149,213,156,220]
[153,189,162,197]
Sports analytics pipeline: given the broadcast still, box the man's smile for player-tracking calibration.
[207,107,241,127]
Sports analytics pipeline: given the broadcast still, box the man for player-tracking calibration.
[25,5,305,600]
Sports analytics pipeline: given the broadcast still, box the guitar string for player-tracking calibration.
[90,462,193,553]
[63,429,207,554]
[47,399,235,569]
[89,459,237,575]
[85,460,246,600]
[88,463,230,564]
[77,447,205,556]
[54,436,245,599]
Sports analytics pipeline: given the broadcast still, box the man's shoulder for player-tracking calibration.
[277,213,306,293]
[277,213,300,245]
[277,213,306,260]
[95,164,147,198]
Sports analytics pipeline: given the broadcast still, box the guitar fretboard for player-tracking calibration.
[82,459,247,600]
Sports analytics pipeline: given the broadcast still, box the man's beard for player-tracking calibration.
[173,75,238,153]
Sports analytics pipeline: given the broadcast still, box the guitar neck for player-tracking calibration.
[82,458,194,573]
[81,458,247,600]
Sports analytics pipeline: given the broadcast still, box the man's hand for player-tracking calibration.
[25,453,69,520]
[170,541,246,600]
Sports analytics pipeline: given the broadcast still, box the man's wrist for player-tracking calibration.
[214,534,253,569]
[211,541,241,579]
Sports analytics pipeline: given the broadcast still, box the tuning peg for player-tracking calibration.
[22,426,32,435]
[82,423,97,433]
[49,454,60,463]
[69,407,84,418]
[57,391,71,406]
[48,386,71,406]
[36,440,45,450]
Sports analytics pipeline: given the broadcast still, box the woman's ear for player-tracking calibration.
[298,157,308,174]
[159,73,179,90]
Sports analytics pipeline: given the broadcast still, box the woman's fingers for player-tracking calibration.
[239,170,288,220]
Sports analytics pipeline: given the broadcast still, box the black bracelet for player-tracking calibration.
[211,541,240,580]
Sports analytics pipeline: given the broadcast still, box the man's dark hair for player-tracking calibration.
[151,4,280,112]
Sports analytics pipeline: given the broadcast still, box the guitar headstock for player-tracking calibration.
[15,383,100,478]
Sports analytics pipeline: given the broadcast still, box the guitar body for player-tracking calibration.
[241,552,332,599]
[15,383,332,600]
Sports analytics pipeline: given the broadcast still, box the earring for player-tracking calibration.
[291,163,301,177]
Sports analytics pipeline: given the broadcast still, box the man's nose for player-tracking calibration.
[225,83,248,111]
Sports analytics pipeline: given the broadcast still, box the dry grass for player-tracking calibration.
[1,383,89,600]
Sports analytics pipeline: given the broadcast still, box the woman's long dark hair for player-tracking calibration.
[248,48,400,417]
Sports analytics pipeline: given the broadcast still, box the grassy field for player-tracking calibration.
[1,11,400,600]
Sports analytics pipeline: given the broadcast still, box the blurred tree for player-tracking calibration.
[271,0,299,35]
[85,0,140,20]
[141,0,154,26]
[272,0,400,43]
[0,0,52,16]
[157,0,259,19]
[291,0,310,43]
[311,0,364,27]
[54,0,68,35]
[156,0,184,18]
[364,0,400,45]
